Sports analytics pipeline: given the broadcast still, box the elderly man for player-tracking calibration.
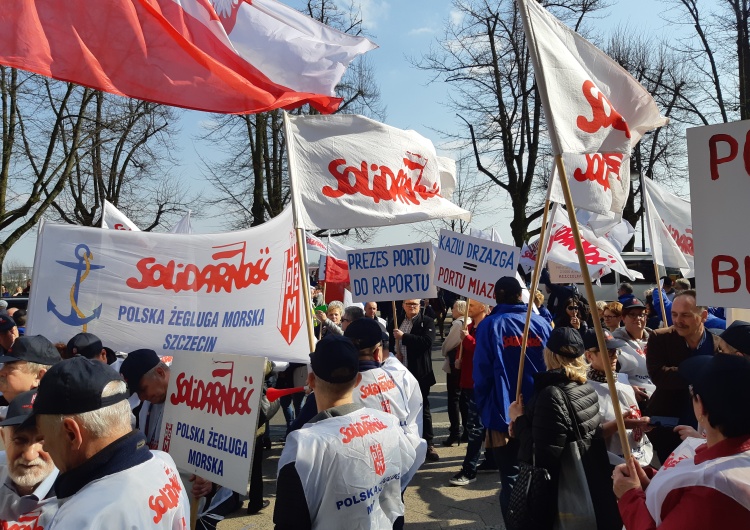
[0,389,58,527]
[646,289,720,462]
[0,315,17,354]
[341,305,365,331]
[0,335,61,406]
[32,357,189,528]
[390,298,438,461]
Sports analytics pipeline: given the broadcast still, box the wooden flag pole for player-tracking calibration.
[296,228,317,352]
[555,155,632,460]
[456,299,472,365]
[515,200,551,401]
[392,301,401,360]
[190,497,199,529]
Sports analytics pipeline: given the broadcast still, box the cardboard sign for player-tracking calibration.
[434,229,520,305]
[346,242,437,302]
[688,120,750,307]
[160,352,264,492]
[27,206,310,363]
[549,261,585,283]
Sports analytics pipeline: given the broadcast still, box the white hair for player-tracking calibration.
[328,301,345,312]
[44,380,131,438]
[453,300,467,314]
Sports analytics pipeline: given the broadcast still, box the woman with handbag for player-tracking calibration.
[508,327,620,530]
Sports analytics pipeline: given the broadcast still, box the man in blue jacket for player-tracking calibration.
[473,275,551,521]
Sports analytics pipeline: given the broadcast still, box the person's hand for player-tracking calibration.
[189,475,214,498]
[508,396,524,422]
[315,310,327,323]
[613,458,646,499]
[460,328,469,339]
[624,414,653,433]
[393,329,404,340]
[674,424,702,440]
[454,357,462,370]
[570,316,580,329]
[631,386,649,402]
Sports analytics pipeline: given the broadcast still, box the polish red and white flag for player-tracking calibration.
[286,114,472,229]
[0,0,376,114]
[517,0,667,215]
[323,236,352,285]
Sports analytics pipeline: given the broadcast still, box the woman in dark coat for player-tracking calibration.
[509,327,620,529]
[552,295,589,333]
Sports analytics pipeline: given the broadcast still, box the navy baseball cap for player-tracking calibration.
[495,276,523,297]
[582,329,627,351]
[344,318,387,350]
[720,320,750,355]
[310,335,359,384]
[66,332,104,359]
[119,349,161,395]
[621,298,647,313]
[0,389,37,427]
[0,335,61,365]
[680,354,750,416]
[546,327,584,358]
[0,314,15,332]
[32,357,128,415]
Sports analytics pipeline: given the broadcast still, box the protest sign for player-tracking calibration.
[434,229,520,306]
[548,261,585,283]
[346,242,437,302]
[688,119,750,307]
[27,207,310,363]
[160,352,264,492]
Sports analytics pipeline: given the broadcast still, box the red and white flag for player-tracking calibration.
[0,0,376,114]
[305,231,328,254]
[518,0,667,215]
[285,114,472,229]
[642,177,693,277]
[101,200,140,231]
[324,236,352,285]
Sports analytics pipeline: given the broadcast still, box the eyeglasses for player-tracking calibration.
[603,314,618,319]
[567,306,579,311]
[587,348,619,357]
[625,313,647,320]
[341,318,351,323]
[404,303,420,307]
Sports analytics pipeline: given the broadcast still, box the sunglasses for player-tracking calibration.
[341,318,351,323]
[567,306,579,311]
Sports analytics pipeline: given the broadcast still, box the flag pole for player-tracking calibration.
[641,174,668,328]
[555,155,632,460]
[295,228,317,352]
[515,199,551,401]
[392,301,401,361]
[456,298,472,365]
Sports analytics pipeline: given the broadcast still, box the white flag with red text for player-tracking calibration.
[305,231,328,254]
[0,0,376,114]
[643,178,693,276]
[576,210,634,253]
[519,0,667,215]
[285,114,472,229]
[101,200,140,231]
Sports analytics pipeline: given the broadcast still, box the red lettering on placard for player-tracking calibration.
[149,467,183,523]
[169,361,255,416]
[576,80,631,138]
[666,225,694,256]
[278,233,302,345]
[126,242,271,293]
[323,152,441,205]
[548,226,610,266]
[708,133,738,180]
[572,153,624,191]
[712,255,742,293]
[340,415,389,444]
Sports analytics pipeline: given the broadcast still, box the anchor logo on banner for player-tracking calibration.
[47,244,104,332]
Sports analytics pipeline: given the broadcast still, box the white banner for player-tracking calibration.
[688,120,750,307]
[346,242,437,303]
[643,177,693,276]
[286,113,472,230]
[102,200,140,231]
[160,352,264,492]
[27,207,309,363]
[434,230,520,306]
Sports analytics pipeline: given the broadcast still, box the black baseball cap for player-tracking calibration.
[0,335,61,365]
[0,314,15,332]
[621,298,646,313]
[0,389,37,427]
[680,354,750,415]
[309,335,359,384]
[495,276,523,298]
[720,320,750,355]
[66,332,103,359]
[119,349,161,395]
[582,329,627,351]
[344,318,387,350]
[546,327,584,358]
[32,357,128,415]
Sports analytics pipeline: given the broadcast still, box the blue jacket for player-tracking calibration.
[473,303,552,433]
[653,288,673,326]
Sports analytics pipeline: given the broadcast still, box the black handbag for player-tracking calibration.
[506,448,552,530]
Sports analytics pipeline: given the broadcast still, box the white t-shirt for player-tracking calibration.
[612,328,656,397]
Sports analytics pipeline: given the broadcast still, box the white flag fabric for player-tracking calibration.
[437,156,457,201]
[519,0,667,216]
[643,178,693,276]
[305,231,328,254]
[169,211,193,234]
[286,114,472,229]
[102,200,140,231]
[576,210,634,253]
[546,206,637,281]
[469,228,503,243]
[28,206,310,363]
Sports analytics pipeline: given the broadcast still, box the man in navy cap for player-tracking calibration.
[0,315,17,354]
[0,389,58,528]
[0,335,61,408]
[717,320,750,357]
[33,357,189,528]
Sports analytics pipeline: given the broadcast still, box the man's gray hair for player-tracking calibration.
[344,306,365,322]
[45,380,131,437]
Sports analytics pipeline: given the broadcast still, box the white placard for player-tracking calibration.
[160,352,264,492]
[27,207,310,363]
[687,120,750,308]
[434,229,520,306]
[549,261,585,283]
[346,242,437,302]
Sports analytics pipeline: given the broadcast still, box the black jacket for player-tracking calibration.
[388,311,436,387]
[514,369,620,530]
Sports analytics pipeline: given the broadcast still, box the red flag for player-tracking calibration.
[0,0,376,114]
[324,237,351,284]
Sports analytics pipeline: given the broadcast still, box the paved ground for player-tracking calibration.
[218,334,507,529]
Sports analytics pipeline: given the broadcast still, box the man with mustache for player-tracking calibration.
[0,389,58,527]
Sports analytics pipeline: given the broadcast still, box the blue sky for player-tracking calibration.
[5,0,679,265]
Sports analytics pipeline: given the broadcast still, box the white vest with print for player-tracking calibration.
[381,355,423,436]
[646,437,750,525]
[279,408,417,530]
